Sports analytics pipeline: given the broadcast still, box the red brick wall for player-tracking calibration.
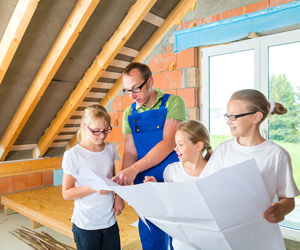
[106,0,297,174]
[179,0,296,30]
[0,171,53,210]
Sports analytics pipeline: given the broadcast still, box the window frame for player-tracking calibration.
[201,29,300,134]
[200,28,300,241]
[200,39,260,132]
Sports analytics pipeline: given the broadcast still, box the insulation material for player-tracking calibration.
[174,1,300,52]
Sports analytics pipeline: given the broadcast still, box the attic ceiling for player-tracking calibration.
[0,0,193,161]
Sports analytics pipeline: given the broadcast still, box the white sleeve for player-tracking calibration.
[163,164,174,183]
[277,150,300,197]
[62,150,79,175]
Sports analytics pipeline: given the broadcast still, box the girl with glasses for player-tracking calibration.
[201,89,299,224]
[62,104,124,250]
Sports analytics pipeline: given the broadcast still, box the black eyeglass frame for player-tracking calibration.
[122,78,149,95]
[87,125,112,136]
[224,112,256,121]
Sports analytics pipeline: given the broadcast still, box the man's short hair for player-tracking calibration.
[123,62,152,81]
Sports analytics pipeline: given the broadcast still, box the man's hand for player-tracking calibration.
[263,202,285,223]
[112,166,137,185]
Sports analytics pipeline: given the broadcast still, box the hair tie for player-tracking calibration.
[269,101,276,115]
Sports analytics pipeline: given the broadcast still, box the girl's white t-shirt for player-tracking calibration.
[164,161,201,182]
[201,138,300,202]
[163,161,202,250]
[62,143,116,230]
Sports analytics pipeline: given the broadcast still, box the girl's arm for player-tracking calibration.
[62,173,96,200]
[263,197,295,223]
[112,164,125,215]
[114,195,125,216]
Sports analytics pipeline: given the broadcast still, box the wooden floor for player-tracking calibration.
[1,185,141,249]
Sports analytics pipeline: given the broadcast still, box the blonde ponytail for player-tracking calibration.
[178,120,212,161]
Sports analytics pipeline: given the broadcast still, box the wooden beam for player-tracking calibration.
[67,0,199,150]
[66,136,78,151]
[100,0,199,107]
[4,206,17,216]
[10,144,36,151]
[55,135,74,140]
[0,0,39,85]
[102,71,122,79]
[144,12,164,27]
[119,47,139,57]
[110,59,130,68]
[0,157,62,178]
[31,220,43,229]
[66,119,82,124]
[50,142,68,148]
[134,0,198,62]
[86,92,106,99]
[93,82,114,89]
[72,111,84,116]
[34,0,158,158]
[61,127,79,132]
[0,0,100,161]
[78,101,99,107]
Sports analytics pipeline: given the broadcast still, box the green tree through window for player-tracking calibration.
[269,74,300,143]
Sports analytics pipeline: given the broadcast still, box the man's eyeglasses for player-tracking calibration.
[122,78,149,95]
[224,112,256,121]
[87,125,112,136]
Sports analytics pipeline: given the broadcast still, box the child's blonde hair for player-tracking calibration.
[77,105,111,141]
[230,89,287,123]
[177,120,212,161]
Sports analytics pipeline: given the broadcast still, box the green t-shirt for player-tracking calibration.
[122,89,188,135]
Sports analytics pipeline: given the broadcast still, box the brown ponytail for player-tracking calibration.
[230,89,287,123]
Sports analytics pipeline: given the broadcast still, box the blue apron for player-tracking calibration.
[128,94,178,250]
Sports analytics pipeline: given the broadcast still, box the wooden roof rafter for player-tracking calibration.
[144,12,164,27]
[10,144,36,151]
[33,0,158,158]
[94,82,114,89]
[119,46,139,57]
[86,92,106,99]
[0,0,39,85]
[0,0,100,161]
[62,81,114,140]
[60,10,166,138]
[100,0,200,108]
[66,0,200,149]
[110,59,130,68]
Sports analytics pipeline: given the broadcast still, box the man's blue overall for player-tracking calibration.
[128,94,178,250]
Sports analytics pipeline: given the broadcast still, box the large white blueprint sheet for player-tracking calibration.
[73,159,286,250]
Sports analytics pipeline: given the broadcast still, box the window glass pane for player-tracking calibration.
[209,50,254,149]
[268,42,300,199]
